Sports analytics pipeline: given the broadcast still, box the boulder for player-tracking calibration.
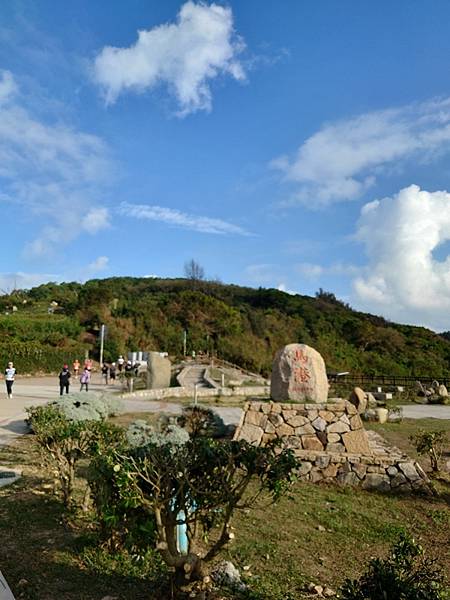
[146,352,171,389]
[366,392,378,409]
[270,343,329,403]
[438,384,448,398]
[348,387,367,413]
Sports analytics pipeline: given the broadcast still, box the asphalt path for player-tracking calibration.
[0,375,242,447]
[1,376,449,447]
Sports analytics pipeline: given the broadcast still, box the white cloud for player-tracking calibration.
[93,1,245,115]
[118,201,250,235]
[81,207,111,234]
[245,263,277,284]
[353,184,450,330]
[273,98,450,207]
[0,70,17,104]
[295,262,359,280]
[0,271,57,294]
[0,70,112,256]
[88,256,109,273]
[277,283,298,295]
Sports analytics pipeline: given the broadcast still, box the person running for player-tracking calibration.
[117,355,125,372]
[4,361,16,399]
[109,362,116,384]
[101,363,109,385]
[58,364,71,396]
[72,359,80,377]
[80,367,91,392]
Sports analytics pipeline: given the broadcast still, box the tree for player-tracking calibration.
[94,435,298,595]
[184,259,205,281]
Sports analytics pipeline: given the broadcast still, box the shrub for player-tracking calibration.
[52,392,122,422]
[27,403,123,508]
[93,435,298,593]
[340,532,449,599]
[177,405,227,438]
[410,430,448,472]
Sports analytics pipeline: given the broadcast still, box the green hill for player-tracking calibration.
[0,277,449,377]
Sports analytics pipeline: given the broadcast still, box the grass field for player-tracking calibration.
[0,415,449,599]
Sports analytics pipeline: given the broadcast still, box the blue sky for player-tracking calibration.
[3,1,450,330]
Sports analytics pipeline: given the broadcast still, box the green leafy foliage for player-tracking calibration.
[90,432,298,590]
[27,402,123,508]
[4,276,450,375]
[177,404,227,438]
[410,430,448,472]
[340,533,449,599]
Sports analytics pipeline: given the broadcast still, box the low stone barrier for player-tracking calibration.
[234,400,429,493]
[121,385,270,400]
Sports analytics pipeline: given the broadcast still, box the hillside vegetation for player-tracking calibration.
[1,277,450,376]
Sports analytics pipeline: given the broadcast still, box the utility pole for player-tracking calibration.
[183,329,187,357]
[99,324,105,368]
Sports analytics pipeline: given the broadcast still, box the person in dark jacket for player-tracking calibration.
[58,364,71,396]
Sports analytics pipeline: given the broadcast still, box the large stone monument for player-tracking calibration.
[270,343,329,403]
[146,352,171,389]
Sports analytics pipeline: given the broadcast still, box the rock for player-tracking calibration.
[270,343,329,403]
[302,436,324,451]
[390,473,407,487]
[438,384,448,398]
[327,443,345,453]
[327,433,341,443]
[342,430,372,455]
[362,473,391,492]
[239,423,263,446]
[312,417,327,431]
[398,462,420,481]
[147,352,171,389]
[286,415,309,427]
[375,408,389,424]
[323,588,336,597]
[297,461,313,475]
[415,381,426,396]
[366,392,378,408]
[211,561,245,591]
[245,411,268,429]
[276,423,295,437]
[308,583,324,596]
[348,387,367,413]
[322,464,339,478]
[327,421,350,434]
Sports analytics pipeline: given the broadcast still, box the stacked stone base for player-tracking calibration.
[234,400,429,493]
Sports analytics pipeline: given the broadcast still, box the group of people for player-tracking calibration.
[4,354,138,398]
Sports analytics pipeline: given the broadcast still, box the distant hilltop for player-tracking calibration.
[0,276,449,377]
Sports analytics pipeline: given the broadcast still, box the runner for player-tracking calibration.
[58,364,71,396]
[4,361,16,399]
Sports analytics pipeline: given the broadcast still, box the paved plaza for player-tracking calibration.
[0,375,243,446]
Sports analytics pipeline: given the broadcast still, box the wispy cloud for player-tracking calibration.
[88,256,109,273]
[93,1,245,115]
[118,201,251,236]
[273,97,450,207]
[0,69,112,257]
[0,271,57,294]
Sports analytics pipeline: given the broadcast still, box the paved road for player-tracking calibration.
[0,375,242,447]
[399,404,450,420]
[1,377,449,447]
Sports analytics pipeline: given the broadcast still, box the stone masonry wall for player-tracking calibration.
[234,400,429,493]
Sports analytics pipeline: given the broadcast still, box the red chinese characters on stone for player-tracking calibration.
[290,348,313,392]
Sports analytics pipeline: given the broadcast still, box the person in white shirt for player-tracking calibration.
[4,361,16,398]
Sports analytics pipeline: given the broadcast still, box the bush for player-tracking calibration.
[51,392,123,422]
[92,435,298,593]
[27,403,123,508]
[177,405,227,438]
[410,430,448,472]
[340,533,449,599]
